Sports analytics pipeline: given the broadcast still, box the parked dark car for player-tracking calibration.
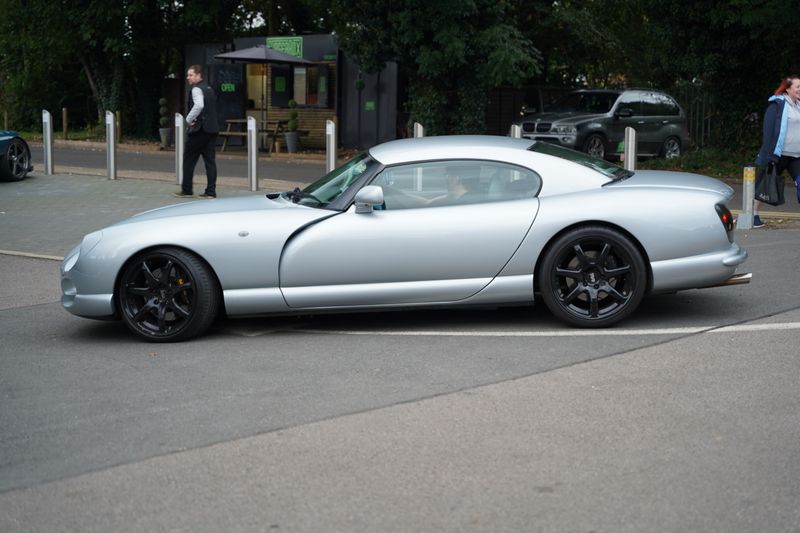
[514,89,689,161]
[0,131,33,181]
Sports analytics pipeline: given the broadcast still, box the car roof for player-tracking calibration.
[369,135,535,166]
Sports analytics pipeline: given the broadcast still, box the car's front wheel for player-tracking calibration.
[661,136,682,159]
[583,134,606,160]
[0,138,31,181]
[538,226,647,327]
[117,247,220,342]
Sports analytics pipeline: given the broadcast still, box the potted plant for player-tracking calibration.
[158,97,172,150]
[284,99,299,153]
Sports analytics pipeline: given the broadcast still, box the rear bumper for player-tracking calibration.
[650,243,749,292]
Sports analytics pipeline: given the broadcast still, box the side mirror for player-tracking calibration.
[615,108,634,118]
[354,185,384,214]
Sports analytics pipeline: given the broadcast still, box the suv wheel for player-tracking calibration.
[583,134,605,159]
[661,136,681,159]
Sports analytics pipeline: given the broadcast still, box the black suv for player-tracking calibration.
[514,89,689,160]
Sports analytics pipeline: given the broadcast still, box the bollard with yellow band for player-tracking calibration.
[738,166,756,229]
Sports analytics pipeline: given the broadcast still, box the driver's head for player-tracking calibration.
[445,164,479,191]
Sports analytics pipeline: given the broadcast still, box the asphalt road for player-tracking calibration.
[1,167,800,532]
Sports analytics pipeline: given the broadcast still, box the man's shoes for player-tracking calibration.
[198,193,216,199]
[172,191,194,198]
[752,214,765,228]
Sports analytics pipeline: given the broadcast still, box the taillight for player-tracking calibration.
[716,204,735,241]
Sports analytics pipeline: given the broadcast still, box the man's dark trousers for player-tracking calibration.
[182,131,218,196]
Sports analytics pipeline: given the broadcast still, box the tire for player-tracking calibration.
[583,134,606,160]
[661,136,681,159]
[0,138,31,181]
[117,247,220,342]
[538,226,646,328]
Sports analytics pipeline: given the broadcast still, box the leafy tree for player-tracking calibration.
[330,0,540,134]
[0,0,241,136]
[636,0,800,147]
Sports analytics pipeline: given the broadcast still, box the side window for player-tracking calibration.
[640,92,662,116]
[370,161,541,210]
[616,91,644,116]
[652,93,681,115]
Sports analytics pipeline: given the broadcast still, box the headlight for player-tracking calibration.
[62,231,103,274]
[552,125,577,135]
[62,244,81,273]
[80,230,103,255]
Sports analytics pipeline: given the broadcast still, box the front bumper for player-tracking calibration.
[60,235,116,319]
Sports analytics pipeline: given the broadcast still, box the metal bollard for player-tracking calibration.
[247,116,258,191]
[325,119,337,173]
[623,127,637,171]
[105,111,116,180]
[62,108,68,140]
[42,109,54,175]
[738,166,756,229]
[509,124,522,138]
[174,113,185,186]
[413,122,424,138]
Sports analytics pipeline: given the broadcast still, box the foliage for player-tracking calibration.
[639,146,761,181]
[158,98,169,128]
[329,0,540,134]
[287,99,298,131]
[1,0,799,149]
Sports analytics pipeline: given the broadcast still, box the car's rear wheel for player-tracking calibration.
[1,138,31,181]
[539,226,646,327]
[583,134,606,159]
[661,136,682,159]
[117,247,220,342]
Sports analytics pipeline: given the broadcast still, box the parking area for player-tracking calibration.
[1,170,800,532]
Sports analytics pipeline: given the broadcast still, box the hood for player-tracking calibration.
[519,112,607,126]
[113,194,304,226]
[607,170,734,199]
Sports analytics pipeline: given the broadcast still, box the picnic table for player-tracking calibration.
[218,118,309,153]
[218,118,285,153]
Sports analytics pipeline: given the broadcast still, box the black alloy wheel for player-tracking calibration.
[539,226,646,327]
[1,139,31,181]
[117,247,220,342]
[583,134,606,160]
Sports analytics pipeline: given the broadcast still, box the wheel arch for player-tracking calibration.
[111,244,226,319]
[532,220,653,294]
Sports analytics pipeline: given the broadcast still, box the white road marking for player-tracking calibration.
[0,249,63,261]
[299,322,800,338]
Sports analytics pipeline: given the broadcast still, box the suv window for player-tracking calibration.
[550,92,618,113]
[650,92,681,115]
[616,91,644,115]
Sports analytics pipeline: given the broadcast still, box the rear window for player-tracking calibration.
[529,142,632,181]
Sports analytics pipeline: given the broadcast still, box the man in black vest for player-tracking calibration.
[174,64,220,198]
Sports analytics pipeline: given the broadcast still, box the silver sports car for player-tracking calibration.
[61,135,750,342]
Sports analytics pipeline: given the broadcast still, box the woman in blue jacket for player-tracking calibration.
[753,75,800,227]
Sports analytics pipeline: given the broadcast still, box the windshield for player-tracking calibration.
[529,142,632,181]
[550,91,618,114]
[287,152,377,207]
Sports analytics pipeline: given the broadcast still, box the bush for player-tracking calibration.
[158,97,169,128]
[287,99,297,132]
